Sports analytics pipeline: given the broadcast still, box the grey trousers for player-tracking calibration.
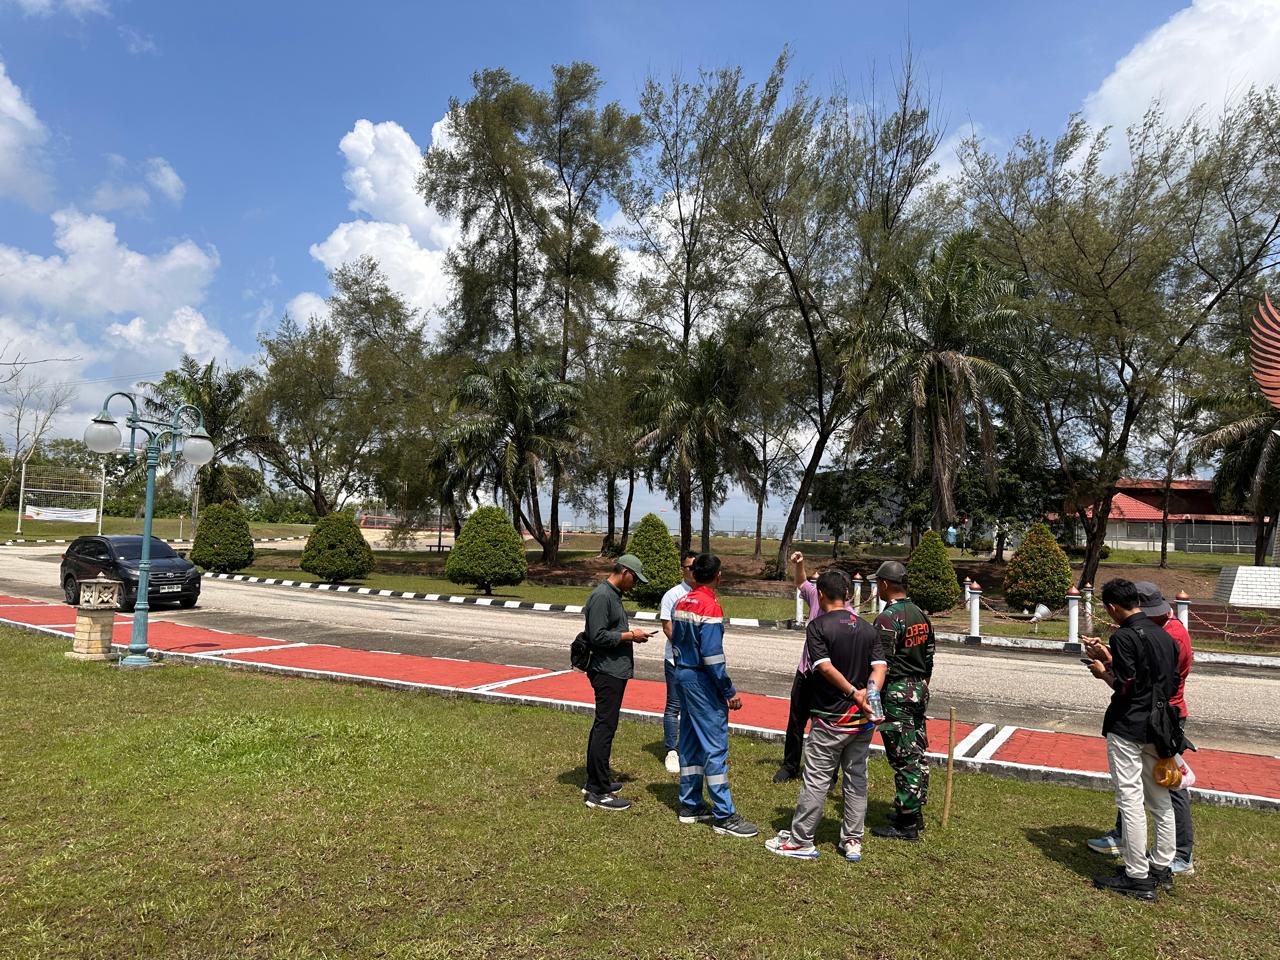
[789,724,874,846]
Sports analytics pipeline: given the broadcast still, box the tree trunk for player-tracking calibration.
[678,466,693,555]
[601,470,617,555]
[619,466,636,552]
[1077,492,1117,588]
[525,477,548,549]
[1159,470,1174,569]
[774,428,833,574]
[753,489,766,560]
[700,474,713,553]
[543,463,561,565]
[994,524,1007,563]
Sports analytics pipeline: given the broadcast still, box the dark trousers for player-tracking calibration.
[586,671,628,795]
[781,671,812,774]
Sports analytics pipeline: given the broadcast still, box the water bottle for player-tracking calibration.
[865,681,885,723]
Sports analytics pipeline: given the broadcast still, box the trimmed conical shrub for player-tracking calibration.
[1003,522,1073,612]
[190,501,255,573]
[444,506,527,595]
[301,511,375,583]
[627,513,680,606]
[906,529,962,613]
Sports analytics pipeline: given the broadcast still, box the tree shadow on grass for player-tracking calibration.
[1025,824,1111,880]
[641,739,668,764]
[644,779,682,814]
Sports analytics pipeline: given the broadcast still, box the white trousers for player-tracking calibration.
[1106,733,1175,878]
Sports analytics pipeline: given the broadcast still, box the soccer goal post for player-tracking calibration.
[16,462,107,535]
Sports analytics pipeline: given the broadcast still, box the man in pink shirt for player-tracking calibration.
[1087,581,1195,874]
[773,551,856,783]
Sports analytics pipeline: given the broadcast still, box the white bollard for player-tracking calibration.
[795,587,805,626]
[868,575,878,614]
[852,573,863,609]
[963,576,971,605]
[1082,582,1094,636]
[968,581,982,641]
[1176,590,1190,631]
[1066,586,1080,646]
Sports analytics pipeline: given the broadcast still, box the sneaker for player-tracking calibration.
[1170,857,1195,877]
[1087,833,1123,856]
[664,750,680,775]
[871,822,920,842]
[1093,867,1156,902]
[839,838,863,862]
[712,813,759,838]
[765,831,819,859]
[772,767,799,784]
[584,792,632,812]
[581,780,624,796]
[677,805,714,824]
[1148,863,1175,893]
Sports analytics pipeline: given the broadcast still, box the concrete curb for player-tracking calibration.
[7,613,1273,812]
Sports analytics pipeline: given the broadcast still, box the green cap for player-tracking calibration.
[616,553,649,583]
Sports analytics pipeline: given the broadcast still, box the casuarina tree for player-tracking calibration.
[445,505,528,595]
[300,512,375,583]
[627,512,680,606]
[906,530,961,613]
[190,502,255,574]
[1003,522,1073,613]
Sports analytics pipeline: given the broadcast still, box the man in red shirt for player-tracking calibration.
[1086,581,1195,874]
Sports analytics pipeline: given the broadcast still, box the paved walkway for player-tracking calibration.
[3,594,1278,809]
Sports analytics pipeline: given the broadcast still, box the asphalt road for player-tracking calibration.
[3,544,1278,755]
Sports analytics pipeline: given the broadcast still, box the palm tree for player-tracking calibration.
[1195,399,1280,565]
[638,334,759,553]
[439,357,579,563]
[852,231,1040,532]
[142,355,267,506]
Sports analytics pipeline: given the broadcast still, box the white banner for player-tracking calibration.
[23,504,98,523]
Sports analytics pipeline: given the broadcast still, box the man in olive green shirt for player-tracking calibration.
[582,553,654,811]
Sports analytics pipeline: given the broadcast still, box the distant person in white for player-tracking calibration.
[659,552,698,773]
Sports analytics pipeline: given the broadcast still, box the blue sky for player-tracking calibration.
[2,0,1279,525]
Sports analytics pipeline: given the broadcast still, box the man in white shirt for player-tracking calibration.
[659,551,698,773]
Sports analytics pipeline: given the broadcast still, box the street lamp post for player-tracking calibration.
[84,393,214,668]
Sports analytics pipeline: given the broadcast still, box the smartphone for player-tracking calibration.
[1079,658,1094,666]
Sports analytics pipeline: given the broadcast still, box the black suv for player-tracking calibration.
[61,535,202,612]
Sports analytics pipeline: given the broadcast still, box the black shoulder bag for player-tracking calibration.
[570,630,592,672]
[1136,627,1190,759]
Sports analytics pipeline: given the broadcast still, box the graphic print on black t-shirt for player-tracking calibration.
[803,609,886,730]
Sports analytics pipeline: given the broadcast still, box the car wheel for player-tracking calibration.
[179,596,197,609]
[63,575,80,605]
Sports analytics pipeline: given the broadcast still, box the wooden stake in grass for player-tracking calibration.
[942,706,957,829]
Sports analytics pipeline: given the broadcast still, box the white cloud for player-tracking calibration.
[5,0,108,15]
[0,207,218,319]
[1084,0,1280,138]
[0,59,52,208]
[118,25,157,55]
[90,180,150,215]
[284,291,328,325]
[145,157,184,204]
[106,306,231,364]
[934,121,984,186]
[303,117,458,324]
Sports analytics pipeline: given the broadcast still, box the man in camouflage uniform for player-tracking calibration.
[870,560,935,841]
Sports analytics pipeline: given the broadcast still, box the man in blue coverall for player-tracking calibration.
[670,552,758,839]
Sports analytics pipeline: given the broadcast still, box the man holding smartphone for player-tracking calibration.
[582,554,653,812]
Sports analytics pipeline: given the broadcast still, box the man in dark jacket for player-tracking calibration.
[1083,578,1181,901]
[581,553,653,812]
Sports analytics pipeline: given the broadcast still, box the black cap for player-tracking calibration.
[876,560,907,584]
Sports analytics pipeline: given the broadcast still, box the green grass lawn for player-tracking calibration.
[1,509,313,541]
[1,626,1277,960]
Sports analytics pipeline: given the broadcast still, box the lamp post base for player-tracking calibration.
[118,653,159,669]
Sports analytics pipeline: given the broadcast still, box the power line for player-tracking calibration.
[43,369,172,389]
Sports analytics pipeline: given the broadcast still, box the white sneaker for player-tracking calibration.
[839,838,863,862]
[664,750,680,774]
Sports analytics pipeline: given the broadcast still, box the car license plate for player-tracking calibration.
[158,585,182,593]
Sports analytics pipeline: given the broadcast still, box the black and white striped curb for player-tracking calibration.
[201,571,790,629]
[2,535,308,547]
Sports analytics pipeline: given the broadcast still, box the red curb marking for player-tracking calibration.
[222,644,549,689]
[0,606,129,626]
[994,729,1110,773]
[0,595,44,605]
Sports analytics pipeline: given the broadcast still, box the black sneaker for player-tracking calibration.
[584,792,632,812]
[1093,868,1157,901]
[712,813,759,838]
[581,781,624,796]
[678,805,715,824]
[1149,863,1174,893]
[871,822,920,842]
[772,767,799,784]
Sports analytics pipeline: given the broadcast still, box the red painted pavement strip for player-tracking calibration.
[0,605,129,626]
[0,595,44,605]
[222,643,550,689]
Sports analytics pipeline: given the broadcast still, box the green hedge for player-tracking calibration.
[907,530,962,613]
[1004,522,1073,612]
[444,506,527,595]
[190,502,255,574]
[300,512,375,583]
[627,513,680,606]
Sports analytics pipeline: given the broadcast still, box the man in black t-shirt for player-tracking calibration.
[1083,578,1181,901]
[765,571,887,862]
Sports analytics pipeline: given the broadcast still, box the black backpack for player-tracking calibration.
[570,630,592,672]
[1137,626,1193,759]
